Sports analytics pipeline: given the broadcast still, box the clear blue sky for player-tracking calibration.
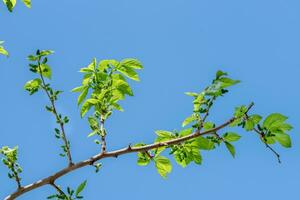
[1,0,299,199]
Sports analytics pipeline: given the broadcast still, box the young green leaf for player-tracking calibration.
[37,64,52,79]
[274,133,292,148]
[77,87,89,106]
[203,122,215,130]
[116,66,140,81]
[120,58,143,69]
[22,0,31,8]
[223,132,241,142]
[3,0,16,12]
[80,101,92,117]
[245,114,262,131]
[193,137,215,150]
[76,180,87,196]
[182,114,197,127]
[154,156,172,178]
[225,142,235,157]
[24,78,42,95]
[0,42,9,56]
[263,113,288,130]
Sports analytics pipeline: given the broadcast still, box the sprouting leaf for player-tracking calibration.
[182,114,197,127]
[22,0,31,8]
[76,180,87,196]
[120,58,143,69]
[223,132,241,142]
[154,156,172,178]
[225,142,235,157]
[77,87,89,106]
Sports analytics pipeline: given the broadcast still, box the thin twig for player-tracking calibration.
[37,59,73,166]
[49,182,66,196]
[244,106,281,163]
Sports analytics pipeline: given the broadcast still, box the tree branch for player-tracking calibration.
[37,59,73,166]
[4,103,254,200]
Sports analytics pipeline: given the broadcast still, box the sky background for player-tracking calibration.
[1,0,299,199]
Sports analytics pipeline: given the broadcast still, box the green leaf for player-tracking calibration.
[80,58,96,73]
[120,58,143,69]
[218,77,240,88]
[274,133,291,148]
[203,121,215,130]
[37,64,52,79]
[98,59,119,71]
[116,66,140,81]
[244,114,262,131]
[39,50,54,56]
[112,103,124,112]
[137,152,151,166]
[154,156,172,178]
[263,113,288,130]
[216,70,228,79]
[22,0,31,8]
[179,128,193,137]
[71,86,86,93]
[223,132,241,142]
[182,114,197,127]
[80,101,92,117]
[0,45,8,56]
[76,180,87,196]
[24,78,41,95]
[112,74,133,96]
[77,87,89,106]
[193,137,215,150]
[3,0,16,12]
[155,130,173,142]
[225,142,235,158]
[184,92,198,97]
[88,116,98,130]
[87,130,98,138]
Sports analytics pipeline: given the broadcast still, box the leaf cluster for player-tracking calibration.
[47,181,87,200]
[0,146,22,183]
